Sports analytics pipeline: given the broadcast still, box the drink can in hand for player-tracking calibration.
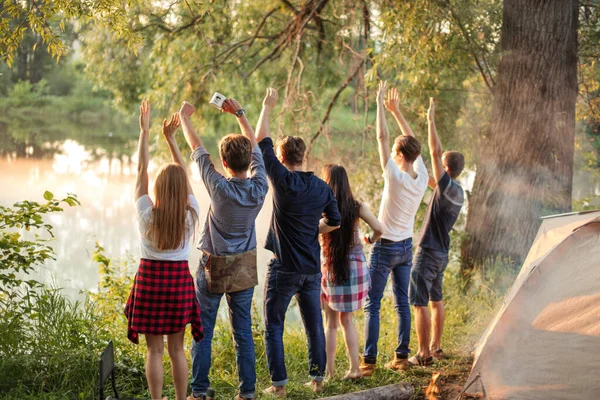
[209,92,227,110]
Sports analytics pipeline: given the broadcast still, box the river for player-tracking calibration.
[2,139,599,308]
[1,140,275,306]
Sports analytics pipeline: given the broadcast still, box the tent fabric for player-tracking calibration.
[466,211,600,400]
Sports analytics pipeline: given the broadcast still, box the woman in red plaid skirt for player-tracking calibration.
[320,165,383,380]
[125,100,203,400]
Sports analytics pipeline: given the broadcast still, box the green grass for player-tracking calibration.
[0,249,510,400]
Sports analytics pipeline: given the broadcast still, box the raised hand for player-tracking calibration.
[262,87,278,110]
[428,97,435,121]
[222,98,243,116]
[376,81,387,107]
[162,112,180,140]
[384,87,400,114]
[179,101,195,118]
[139,99,150,132]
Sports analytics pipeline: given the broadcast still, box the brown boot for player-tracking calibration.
[303,380,323,393]
[263,385,286,398]
[385,354,409,371]
[359,360,376,377]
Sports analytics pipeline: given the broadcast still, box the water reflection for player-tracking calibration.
[1,140,275,311]
[2,139,599,322]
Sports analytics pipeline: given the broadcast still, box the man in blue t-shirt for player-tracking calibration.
[408,98,465,367]
[256,88,341,397]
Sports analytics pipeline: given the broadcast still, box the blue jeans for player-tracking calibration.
[191,265,256,398]
[363,238,413,363]
[263,259,326,386]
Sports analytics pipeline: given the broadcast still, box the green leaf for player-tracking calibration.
[43,191,54,201]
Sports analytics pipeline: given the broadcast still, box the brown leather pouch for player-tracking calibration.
[203,248,258,294]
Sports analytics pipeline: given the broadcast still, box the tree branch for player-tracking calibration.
[305,57,366,160]
[443,0,495,93]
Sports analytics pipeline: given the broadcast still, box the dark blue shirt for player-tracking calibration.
[259,137,341,274]
[418,172,464,251]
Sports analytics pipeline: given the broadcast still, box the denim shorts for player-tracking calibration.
[409,246,449,306]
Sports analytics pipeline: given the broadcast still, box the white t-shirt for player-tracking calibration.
[378,156,428,242]
[135,194,199,261]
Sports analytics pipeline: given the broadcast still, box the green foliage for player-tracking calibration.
[0,195,516,399]
[0,63,139,158]
[0,191,79,313]
[0,0,137,67]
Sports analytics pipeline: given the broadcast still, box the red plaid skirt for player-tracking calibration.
[124,259,203,344]
[321,250,370,313]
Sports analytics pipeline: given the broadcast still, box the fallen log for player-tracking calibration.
[317,382,413,400]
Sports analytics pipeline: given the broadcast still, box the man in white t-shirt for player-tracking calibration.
[360,81,428,375]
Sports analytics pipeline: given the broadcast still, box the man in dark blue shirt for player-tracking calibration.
[408,98,465,367]
[256,88,341,396]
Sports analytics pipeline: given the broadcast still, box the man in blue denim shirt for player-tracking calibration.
[360,82,428,375]
[256,88,341,397]
[408,98,464,367]
[179,97,268,400]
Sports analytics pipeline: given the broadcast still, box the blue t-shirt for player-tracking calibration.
[418,172,464,251]
[258,137,341,274]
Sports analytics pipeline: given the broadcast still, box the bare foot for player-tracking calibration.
[343,370,363,380]
[431,348,443,360]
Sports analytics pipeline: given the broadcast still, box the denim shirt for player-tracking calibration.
[191,145,268,256]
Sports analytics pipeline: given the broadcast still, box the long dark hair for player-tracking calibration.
[321,164,361,285]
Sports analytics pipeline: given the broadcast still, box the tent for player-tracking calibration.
[462,210,600,400]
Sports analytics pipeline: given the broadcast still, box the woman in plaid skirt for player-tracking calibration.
[320,165,383,380]
[125,100,203,400]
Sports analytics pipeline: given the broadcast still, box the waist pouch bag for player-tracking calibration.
[204,248,258,294]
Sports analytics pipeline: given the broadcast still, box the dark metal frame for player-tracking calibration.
[99,341,120,400]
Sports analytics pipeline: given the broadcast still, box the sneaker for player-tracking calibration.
[359,361,376,377]
[385,354,409,371]
[408,354,434,367]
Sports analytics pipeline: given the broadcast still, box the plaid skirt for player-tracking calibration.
[124,259,203,344]
[321,250,370,312]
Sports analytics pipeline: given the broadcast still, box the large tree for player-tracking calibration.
[462,0,579,267]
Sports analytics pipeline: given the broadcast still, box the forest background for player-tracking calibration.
[0,0,599,399]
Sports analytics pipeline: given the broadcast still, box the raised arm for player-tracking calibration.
[222,98,257,147]
[384,87,416,138]
[135,99,150,200]
[359,202,384,244]
[162,112,193,195]
[255,87,278,143]
[178,101,203,151]
[428,98,445,183]
[376,81,391,171]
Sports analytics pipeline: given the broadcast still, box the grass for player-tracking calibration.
[0,110,513,399]
[0,248,511,400]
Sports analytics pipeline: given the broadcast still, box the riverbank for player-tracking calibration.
[0,243,510,399]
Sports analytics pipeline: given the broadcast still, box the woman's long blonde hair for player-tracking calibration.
[148,163,198,250]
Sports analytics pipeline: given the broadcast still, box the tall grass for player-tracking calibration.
[0,242,513,399]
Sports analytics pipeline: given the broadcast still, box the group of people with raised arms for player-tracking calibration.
[125,81,465,400]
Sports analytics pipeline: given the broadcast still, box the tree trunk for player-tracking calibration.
[317,383,413,400]
[462,0,578,269]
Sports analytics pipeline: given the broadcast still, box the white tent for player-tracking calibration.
[463,210,600,400]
